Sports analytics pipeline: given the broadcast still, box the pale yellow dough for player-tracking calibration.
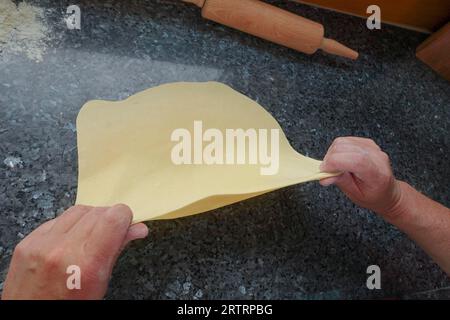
[76,82,337,223]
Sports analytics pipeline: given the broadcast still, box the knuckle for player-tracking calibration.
[368,139,381,150]
[14,240,45,263]
[332,142,348,153]
[13,241,29,259]
[114,203,133,218]
[331,143,341,152]
[114,203,132,214]
[103,204,132,226]
[43,248,64,270]
[380,151,390,162]
[334,137,347,145]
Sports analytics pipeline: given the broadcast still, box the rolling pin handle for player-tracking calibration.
[320,38,359,60]
[184,0,359,60]
[183,0,206,8]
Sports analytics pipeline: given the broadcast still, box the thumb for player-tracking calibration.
[122,223,149,249]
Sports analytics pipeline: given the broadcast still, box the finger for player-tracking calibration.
[121,223,149,250]
[49,205,92,234]
[324,143,368,163]
[324,140,391,180]
[335,172,364,199]
[320,152,375,181]
[319,176,339,186]
[84,204,133,260]
[333,137,381,151]
[324,137,369,163]
[69,206,108,240]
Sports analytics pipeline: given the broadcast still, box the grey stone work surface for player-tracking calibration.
[0,0,449,299]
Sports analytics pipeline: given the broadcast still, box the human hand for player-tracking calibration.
[320,137,403,218]
[2,204,148,300]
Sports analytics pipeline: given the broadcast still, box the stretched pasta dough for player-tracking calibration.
[76,82,336,223]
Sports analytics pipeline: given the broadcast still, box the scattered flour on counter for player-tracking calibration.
[0,0,49,62]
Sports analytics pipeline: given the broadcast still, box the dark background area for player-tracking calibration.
[0,0,449,299]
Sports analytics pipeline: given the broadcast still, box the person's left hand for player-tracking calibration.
[2,204,148,300]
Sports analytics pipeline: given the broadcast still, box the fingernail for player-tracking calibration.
[134,224,149,239]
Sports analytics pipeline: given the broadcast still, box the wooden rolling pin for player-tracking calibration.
[183,0,358,60]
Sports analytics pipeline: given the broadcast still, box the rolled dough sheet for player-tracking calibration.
[76,82,337,223]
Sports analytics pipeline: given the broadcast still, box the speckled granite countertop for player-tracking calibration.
[0,0,449,299]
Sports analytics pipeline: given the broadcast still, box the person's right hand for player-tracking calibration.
[319,137,403,219]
